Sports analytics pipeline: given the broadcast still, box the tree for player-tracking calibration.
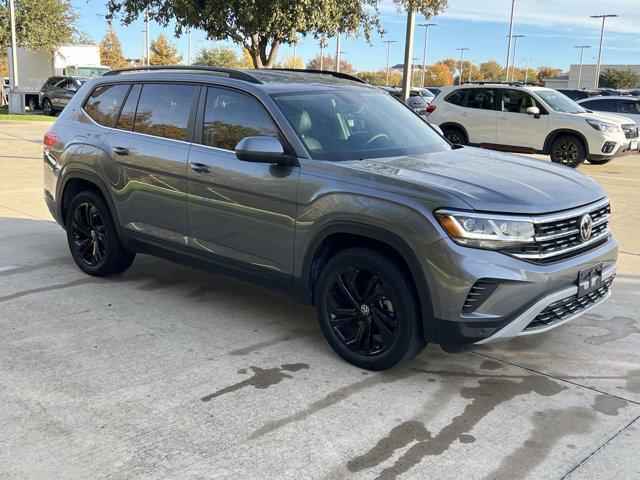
[424,62,453,86]
[0,0,78,63]
[536,66,562,83]
[479,61,504,81]
[599,69,639,89]
[149,34,183,65]
[105,0,448,69]
[276,55,303,69]
[194,45,251,68]
[357,69,402,86]
[100,26,127,68]
[306,54,356,74]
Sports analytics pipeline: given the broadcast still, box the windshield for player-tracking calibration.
[70,67,110,77]
[536,90,587,114]
[272,90,449,161]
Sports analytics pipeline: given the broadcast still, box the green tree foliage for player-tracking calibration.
[100,26,128,68]
[105,0,448,68]
[149,34,183,65]
[536,66,562,83]
[357,69,403,86]
[306,54,355,74]
[0,0,78,63]
[599,68,639,89]
[194,45,251,68]
[479,61,504,81]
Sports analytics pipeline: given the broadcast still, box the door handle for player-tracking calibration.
[190,162,211,174]
[113,146,130,156]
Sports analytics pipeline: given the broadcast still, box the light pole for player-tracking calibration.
[188,28,192,64]
[510,34,524,81]
[145,5,150,66]
[335,32,341,72]
[383,40,397,86]
[505,0,516,81]
[412,56,420,86]
[523,58,531,84]
[574,45,590,89]
[319,37,327,70]
[292,37,297,69]
[8,0,23,113]
[468,61,473,82]
[400,10,416,103]
[417,23,437,87]
[591,14,618,88]
[456,47,469,84]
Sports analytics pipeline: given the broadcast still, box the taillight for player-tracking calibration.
[44,131,57,149]
[426,105,437,113]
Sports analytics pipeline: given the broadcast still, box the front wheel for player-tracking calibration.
[587,158,612,165]
[315,248,426,371]
[550,135,586,168]
[42,99,54,116]
[441,126,467,146]
[27,97,38,111]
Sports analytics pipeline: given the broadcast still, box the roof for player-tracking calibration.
[576,95,640,102]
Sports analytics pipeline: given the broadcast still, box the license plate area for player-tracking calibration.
[577,263,603,298]
[630,140,638,151]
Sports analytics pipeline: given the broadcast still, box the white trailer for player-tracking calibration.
[6,44,109,110]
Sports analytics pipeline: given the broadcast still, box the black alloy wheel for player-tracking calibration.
[70,202,107,267]
[325,266,399,357]
[42,99,54,116]
[550,134,585,168]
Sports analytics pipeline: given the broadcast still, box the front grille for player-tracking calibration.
[505,200,611,263]
[462,280,499,313]
[525,275,614,330]
[622,124,639,139]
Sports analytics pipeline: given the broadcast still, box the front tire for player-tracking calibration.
[42,99,54,116]
[441,126,467,146]
[587,158,612,165]
[65,191,135,277]
[315,248,426,370]
[550,134,586,168]
[27,97,38,111]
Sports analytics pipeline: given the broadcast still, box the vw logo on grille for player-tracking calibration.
[579,213,593,241]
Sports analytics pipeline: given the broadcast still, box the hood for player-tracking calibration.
[339,147,606,214]
[577,111,636,125]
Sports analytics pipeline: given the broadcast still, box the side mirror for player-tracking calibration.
[235,136,293,164]
[526,106,541,119]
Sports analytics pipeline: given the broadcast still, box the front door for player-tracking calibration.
[187,86,299,279]
[497,89,549,150]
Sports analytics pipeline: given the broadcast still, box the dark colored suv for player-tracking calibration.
[43,66,617,370]
[39,76,86,116]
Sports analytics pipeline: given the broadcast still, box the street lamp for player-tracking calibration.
[510,34,524,81]
[456,48,469,83]
[523,58,531,84]
[574,45,591,89]
[417,23,437,87]
[383,40,397,86]
[335,32,341,72]
[591,14,618,88]
[505,0,516,81]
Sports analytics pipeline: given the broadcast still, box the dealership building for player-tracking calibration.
[544,64,640,89]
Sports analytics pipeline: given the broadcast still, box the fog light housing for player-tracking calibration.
[601,141,616,154]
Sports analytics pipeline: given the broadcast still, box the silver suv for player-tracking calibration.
[43,67,618,370]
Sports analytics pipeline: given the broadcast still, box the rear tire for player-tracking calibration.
[315,248,426,371]
[27,97,38,111]
[587,158,612,165]
[42,99,54,116]
[550,134,586,168]
[65,191,135,277]
[441,126,467,146]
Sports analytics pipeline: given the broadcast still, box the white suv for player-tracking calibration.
[427,83,639,167]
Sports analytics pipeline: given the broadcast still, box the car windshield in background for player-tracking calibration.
[537,90,587,114]
[272,90,448,161]
[74,67,110,77]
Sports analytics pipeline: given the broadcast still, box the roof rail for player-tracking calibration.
[102,65,262,84]
[267,68,366,84]
[454,81,544,87]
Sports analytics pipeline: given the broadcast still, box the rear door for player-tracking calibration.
[55,78,78,109]
[461,88,499,144]
[614,98,640,125]
[99,82,200,244]
[497,89,549,150]
[186,86,299,279]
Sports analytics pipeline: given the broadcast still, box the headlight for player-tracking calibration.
[435,210,535,250]
[587,119,619,133]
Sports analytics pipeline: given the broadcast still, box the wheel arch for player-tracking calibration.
[439,122,469,141]
[296,221,436,342]
[543,129,589,155]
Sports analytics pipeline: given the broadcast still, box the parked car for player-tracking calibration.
[39,76,86,116]
[577,96,640,130]
[556,88,600,101]
[426,87,442,97]
[382,87,431,117]
[426,82,638,167]
[594,88,631,97]
[43,66,617,370]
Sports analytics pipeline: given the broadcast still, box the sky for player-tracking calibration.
[71,0,640,72]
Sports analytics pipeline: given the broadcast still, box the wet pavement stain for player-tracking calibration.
[483,407,596,480]
[0,256,71,277]
[0,277,101,303]
[625,369,640,394]
[228,328,319,356]
[480,360,503,370]
[137,278,184,291]
[575,313,640,345]
[201,363,309,402]
[346,375,565,480]
[592,394,628,416]
[185,286,217,298]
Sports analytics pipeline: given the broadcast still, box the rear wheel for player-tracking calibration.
[587,158,612,165]
[315,248,426,370]
[441,126,467,145]
[65,191,135,276]
[550,134,586,168]
[27,97,38,111]
[42,99,54,116]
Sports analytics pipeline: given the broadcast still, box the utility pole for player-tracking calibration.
[456,47,469,84]
[292,38,297,69]
[319,37,326,70]
[383,40,397,86]
[591,14,617,88]
[510,34,524,81]
[335,32,341,72]
[468,61,473,82]
[574,45,590,89]
[8,0,23,113]
[401,10,416,103]
[417,23,437,87]
[505,0,516,81]
[523,58,531,84]
[145,5,150,65]
[188,28,192,64]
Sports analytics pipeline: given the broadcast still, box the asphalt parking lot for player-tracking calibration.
[1,121,639,480]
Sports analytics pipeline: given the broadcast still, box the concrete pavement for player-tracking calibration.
[0,121,639,479]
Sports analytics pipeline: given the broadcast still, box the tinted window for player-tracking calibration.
[116,84,141,131]
[83,84,129,127]
[501,90,538,113]
[445,89,466,106]
[134,84,198,141]
[46,77,61,88]
[202,87,279,150]
[581,99,614,112]
[616,100,640,115]
[466,89,497,110]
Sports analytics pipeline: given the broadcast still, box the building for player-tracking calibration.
[542,75,569,89]
[566,64,640,88]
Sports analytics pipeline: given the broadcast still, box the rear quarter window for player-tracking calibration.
[83,84,130,127]
[445,89,466,106]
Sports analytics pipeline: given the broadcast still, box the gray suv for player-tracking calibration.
[39,76,86,116]
[43,66,618,370]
